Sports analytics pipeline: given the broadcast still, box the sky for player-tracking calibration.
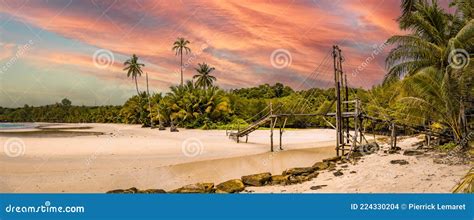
[0,0,453,107]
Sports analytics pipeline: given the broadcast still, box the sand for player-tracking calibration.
[0,123,337,192]
[0,123,469,193]
[247,137,470,193]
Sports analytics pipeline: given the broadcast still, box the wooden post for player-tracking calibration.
[333,45,342,156]
[245,135,248,143]
[351,99,359,153]
[390,122,397,149]
[146,72,154,128]
[344,72,350,145]
[270,118,274,152]
[359,117,364,144]
[237,123,240,143]
[279,117,287,150]
[270,102,274,152]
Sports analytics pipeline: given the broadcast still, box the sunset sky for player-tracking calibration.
[0,0,454,107]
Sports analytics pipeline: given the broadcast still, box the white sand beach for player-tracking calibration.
[0,123,469,193]
[247,137,470,193]
[0,123,336,192]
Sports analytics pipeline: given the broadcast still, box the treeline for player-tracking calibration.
[0,82,359,129]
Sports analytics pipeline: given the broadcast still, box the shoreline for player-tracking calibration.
[0,123,337,193]
[0,123,470,193]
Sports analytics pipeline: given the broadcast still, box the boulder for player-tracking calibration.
[312,161,329,171]
[356,142,380,155]
[216,179,245,193]
[305,172,319,181]
[390,159,409,165]
[282,167,315,176]
[170,125,179,132]
[310,185,327,190]
[403,150,424,156]
[106,187,139,194]
[288,175,306,184]
[333,170,344,177]
[241,172,272,186]
[271,175,289,185]
[171,183,214,193]
[139,189,167,193]
[323,156,341,163]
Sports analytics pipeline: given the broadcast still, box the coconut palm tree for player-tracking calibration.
[386,0,473,81]
[193,63,216,89]
[385,0,473,146]
[172,37,191,86]
[123,54,145,96]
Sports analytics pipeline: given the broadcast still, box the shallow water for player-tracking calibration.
[0,123,37,130]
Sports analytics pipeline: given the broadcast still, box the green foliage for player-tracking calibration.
[436,142,458,151]
[0,103,122,123]
[385,0,473,143]
[231,83,294,99]
[193,63,216,89]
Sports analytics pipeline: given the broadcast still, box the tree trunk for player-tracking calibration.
[146,72,153,128]
[135,77,140,96]
[180,50,183,86]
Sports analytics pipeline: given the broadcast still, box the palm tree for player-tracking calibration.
[193,63,216,89]
[385,0,473,146]
[172,37,191,86]
[123,54,145,96]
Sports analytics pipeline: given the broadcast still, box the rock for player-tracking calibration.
[106,187,139,194]
[216,179,245,193]
[356,142,380,155]
[312,161,329,171]
[288,175,306,184]
[139,189,166,193]
[282,167,315,176]
[327,162,337,171]
[271,175,289,185]
[350,171,357,174]
[403,150,424,156]
[305,172,319,181]
[390,159,409,165]
[350,151,364,158]
[333,170,343,177]
[310,185,327,190]
[323,156,341,163]
[341,165,349,168]
[170,125,179,132]
[388,147,402,154]
[171,183,215,193]
[241,172,272,186]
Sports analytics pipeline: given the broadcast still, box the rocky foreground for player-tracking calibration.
[107,144,379,194]
[107,136,473,194]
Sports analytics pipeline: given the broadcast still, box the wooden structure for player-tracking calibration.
[227,45,368,155]
[228,45,451,155]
